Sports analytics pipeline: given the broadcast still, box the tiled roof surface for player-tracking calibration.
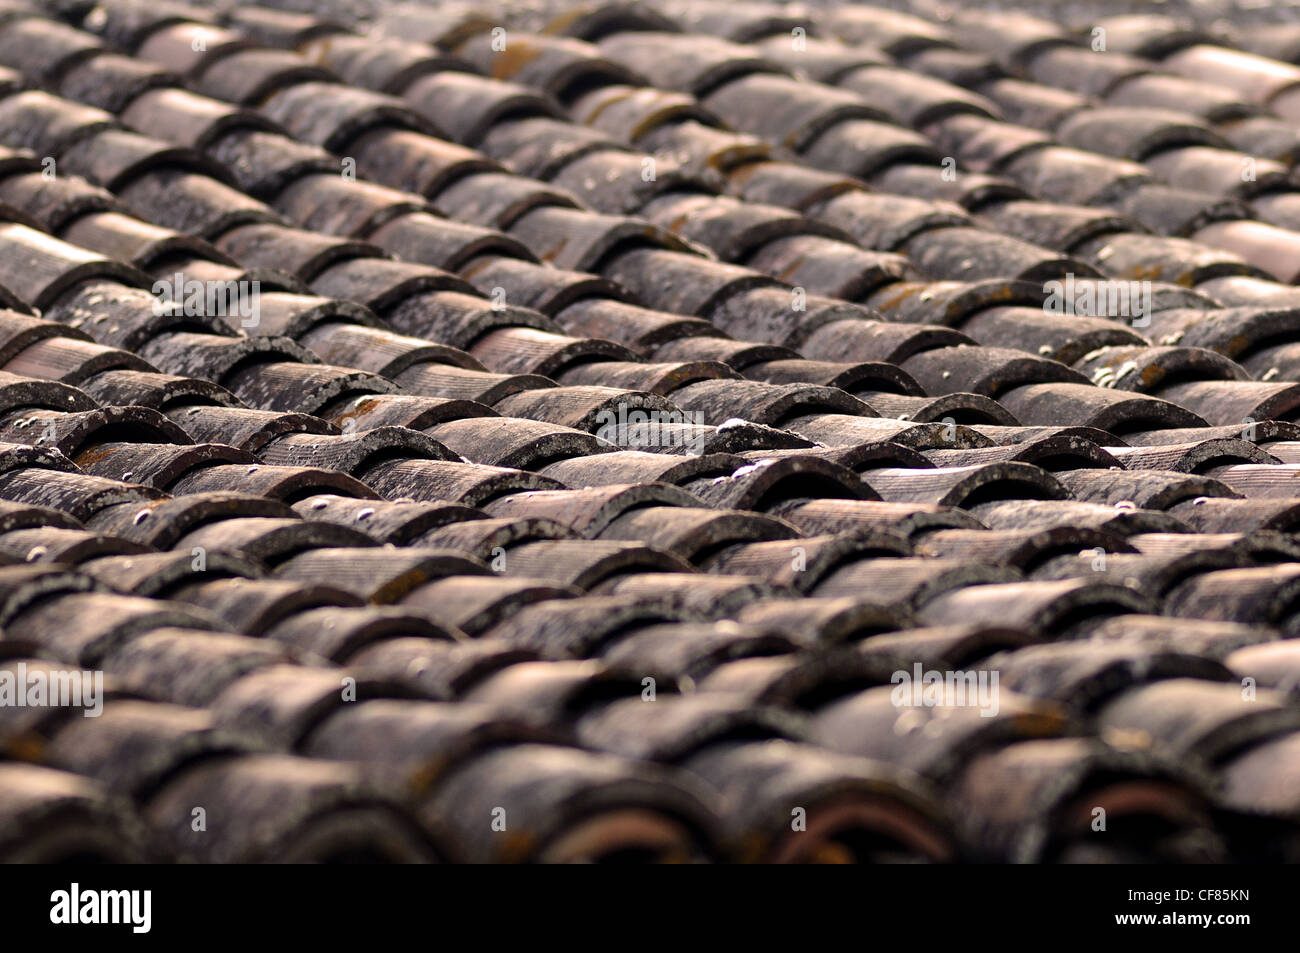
[0,0,1299,862]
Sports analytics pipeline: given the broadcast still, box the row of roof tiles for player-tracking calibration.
[0,0,1298,862]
